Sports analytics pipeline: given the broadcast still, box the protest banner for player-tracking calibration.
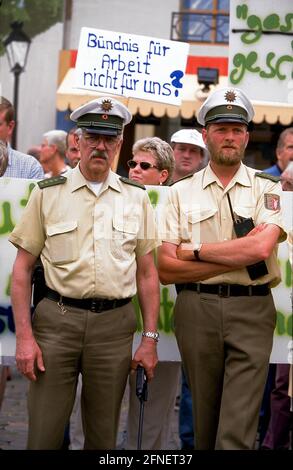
[74,27,189,105]
[228,0,293,103]
[0,179,291,363]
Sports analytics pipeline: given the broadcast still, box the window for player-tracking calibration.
[171,0,229,44]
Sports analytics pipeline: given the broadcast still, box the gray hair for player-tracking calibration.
[43,130,68,158]
[66,126,82,146]
[277,127,293,150]
[132,137,175,185]
[0,139,8,176]
[281,161,293,191]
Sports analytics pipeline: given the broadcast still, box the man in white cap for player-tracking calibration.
[9,96,160,449]
[158,87,286,449]
[170,128,207,182]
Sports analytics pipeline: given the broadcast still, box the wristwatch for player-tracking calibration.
[142,331,160,342]
[193,242,203,261]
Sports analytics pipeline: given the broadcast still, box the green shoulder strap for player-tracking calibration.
[169,173,194,186]
[37,175,67,189]
[255,172,280,183]
[119,176,146,190]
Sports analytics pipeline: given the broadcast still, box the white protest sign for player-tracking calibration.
[228,0,293,103]
[0,178,36,364]
[74,27,189,105]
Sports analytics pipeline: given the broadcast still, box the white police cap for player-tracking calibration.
[170,129,206,150]
[70,97,132,136]
[197,87,254,126]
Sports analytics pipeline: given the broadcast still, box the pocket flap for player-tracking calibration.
[113,217,138,234]
[234,206,254,219]
[186,208,217,224]
[47,221,78,236]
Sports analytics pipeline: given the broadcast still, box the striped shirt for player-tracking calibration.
[3,147,44,179]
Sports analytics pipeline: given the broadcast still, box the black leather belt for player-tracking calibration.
[46,288,132,313]
[176,282,270,297]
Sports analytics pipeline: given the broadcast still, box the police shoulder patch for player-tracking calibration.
[169,173,194,186]
[264,193,280,211]
[119,176,146,190]
[37,175,67,189]
[255,172,280,183]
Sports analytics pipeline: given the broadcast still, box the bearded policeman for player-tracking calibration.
[158,87,286,450]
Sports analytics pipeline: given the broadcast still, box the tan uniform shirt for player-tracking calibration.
[9,167,159,299]
[163,163,286,287]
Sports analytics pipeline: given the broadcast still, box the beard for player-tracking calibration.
[206,140,246,167]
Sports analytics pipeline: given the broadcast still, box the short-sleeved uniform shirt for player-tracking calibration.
[163,163,286,287]
[9,167,159,299]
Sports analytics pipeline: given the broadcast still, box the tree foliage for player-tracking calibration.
[0,0,63,55]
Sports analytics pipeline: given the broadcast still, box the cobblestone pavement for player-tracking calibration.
[0,366,180,450]
[0,366,28,450]
[5,368,286,453]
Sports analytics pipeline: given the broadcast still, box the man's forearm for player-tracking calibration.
[11,268,34,339]
[199,240,260,266]
[199,226,280,266]
[137,267,160,332]
[158,253,238,285]
[134,255,159,379]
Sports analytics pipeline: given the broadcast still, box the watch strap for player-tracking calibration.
[193,243,203,261]
[142,331,159,342]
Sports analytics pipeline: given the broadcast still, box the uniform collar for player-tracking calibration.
[71,165,121,193]
[202,162,252,189]
[102,170,121,193]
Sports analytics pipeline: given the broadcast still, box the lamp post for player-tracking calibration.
[3,22,31,149]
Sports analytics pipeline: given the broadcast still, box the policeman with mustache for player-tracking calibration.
[9,97,160,449]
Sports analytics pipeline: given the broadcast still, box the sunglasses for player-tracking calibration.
[127,160,158,170]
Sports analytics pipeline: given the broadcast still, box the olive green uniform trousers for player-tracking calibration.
[27,298,136,449]
[174,290,276,450]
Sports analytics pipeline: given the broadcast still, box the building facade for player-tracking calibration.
[1,0,292,169]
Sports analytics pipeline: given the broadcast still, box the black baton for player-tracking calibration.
[136,365,148,450]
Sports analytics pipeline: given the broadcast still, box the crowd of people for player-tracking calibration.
[0,89,292,450]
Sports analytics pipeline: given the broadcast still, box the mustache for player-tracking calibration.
[90,150,107,159]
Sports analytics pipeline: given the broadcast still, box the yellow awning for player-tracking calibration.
[56,68,293,125]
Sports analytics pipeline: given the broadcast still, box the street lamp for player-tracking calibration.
[197,67,219,93]
[3,22,31,149]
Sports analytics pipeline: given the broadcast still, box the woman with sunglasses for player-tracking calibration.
[125,137,181,450]
[127,136,174,186]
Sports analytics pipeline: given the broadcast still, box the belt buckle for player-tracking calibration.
[90,299,103,313]
[90,299,97,312]
[218,284,230,298]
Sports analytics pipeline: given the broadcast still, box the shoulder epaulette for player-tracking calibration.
[255,172,280,183]
[119,176,146,190]
[169,173,194,186]
[37,175,67,189]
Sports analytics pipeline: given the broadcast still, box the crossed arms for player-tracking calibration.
[158,223,281,285]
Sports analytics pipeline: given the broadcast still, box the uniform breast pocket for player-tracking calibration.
[46,221,78,264]
[233,205,255,220]
[110,217,138,259]
[184,208,217,241]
